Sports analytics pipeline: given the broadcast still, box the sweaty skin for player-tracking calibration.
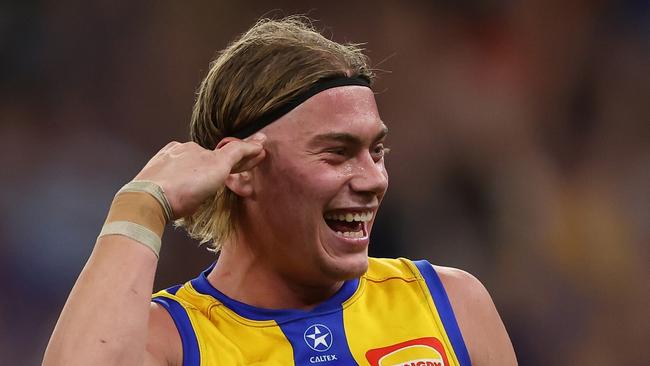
[43,87,516,365]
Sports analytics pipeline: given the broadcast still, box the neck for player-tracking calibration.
[207,236,344,310]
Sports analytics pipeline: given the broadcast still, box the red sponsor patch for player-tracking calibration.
[365,337,451,366]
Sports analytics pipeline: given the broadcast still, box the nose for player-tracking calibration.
[349,153,389,198]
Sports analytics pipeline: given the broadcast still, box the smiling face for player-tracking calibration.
[240,85,388,285]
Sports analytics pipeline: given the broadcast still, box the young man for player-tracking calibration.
[43,17,516,366]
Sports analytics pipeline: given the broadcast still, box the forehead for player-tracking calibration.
[262,86,385,142]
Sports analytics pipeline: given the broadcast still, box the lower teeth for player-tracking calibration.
[336,231,363,238]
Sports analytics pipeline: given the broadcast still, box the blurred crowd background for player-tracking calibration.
[1,1,648,365]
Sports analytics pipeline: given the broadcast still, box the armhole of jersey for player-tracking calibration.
[152,295,201,366]
[413,260,472,366]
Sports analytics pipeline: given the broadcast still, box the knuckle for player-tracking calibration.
[158,141,180,154]
[184,141,206,153]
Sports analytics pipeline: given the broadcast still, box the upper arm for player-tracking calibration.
[144,302,183,366]
[434,265,517,366]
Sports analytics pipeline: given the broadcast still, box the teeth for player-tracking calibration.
[337,231,364,238]
[325,211,373,222]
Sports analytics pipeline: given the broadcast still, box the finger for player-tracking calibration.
[244,132,267,143]
[218,140,265,171]
[231,149,266,173]
[216,132,266,150]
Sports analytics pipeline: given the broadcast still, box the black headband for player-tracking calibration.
[229,75,371,139]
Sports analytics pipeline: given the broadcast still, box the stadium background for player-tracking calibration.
[1,1,648,365]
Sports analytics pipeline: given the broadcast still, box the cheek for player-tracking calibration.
[258,165,339,241]
[279,162,343,200]
[338,162,354,179]
[381,162,389,181]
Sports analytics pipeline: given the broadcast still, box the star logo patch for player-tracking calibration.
[304,324,333,352]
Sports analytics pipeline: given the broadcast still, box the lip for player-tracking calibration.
[327,226,370,250]
[323,216,375,253]
[322,208,375,251]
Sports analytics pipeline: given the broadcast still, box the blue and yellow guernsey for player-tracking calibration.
[152,258,471,366]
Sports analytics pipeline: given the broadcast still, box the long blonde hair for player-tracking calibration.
[175,16,374,251]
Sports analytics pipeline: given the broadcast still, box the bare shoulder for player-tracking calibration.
[432,265,517,366]
[432,266,490,312]
[143,302,183,366]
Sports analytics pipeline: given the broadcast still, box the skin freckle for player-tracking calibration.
[341,164,353,176]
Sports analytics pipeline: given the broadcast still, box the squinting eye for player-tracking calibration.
[372,144,390,158]
[325,147,347,156]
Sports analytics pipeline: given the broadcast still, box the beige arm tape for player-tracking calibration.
[98,221,162,257]
[117,180,174,220]
[98,181,172,257]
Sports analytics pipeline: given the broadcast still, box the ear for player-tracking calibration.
[224,171,254,197]
[218,136,258,197]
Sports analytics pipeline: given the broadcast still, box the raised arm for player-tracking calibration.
[42,136,266,366]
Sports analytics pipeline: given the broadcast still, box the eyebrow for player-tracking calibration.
[308,124,389,147]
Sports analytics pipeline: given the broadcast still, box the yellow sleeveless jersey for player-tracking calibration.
[152,258,471,366]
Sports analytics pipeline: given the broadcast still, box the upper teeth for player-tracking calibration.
[324,211,373,222]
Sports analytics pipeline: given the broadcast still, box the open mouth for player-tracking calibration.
[323,210,373,239]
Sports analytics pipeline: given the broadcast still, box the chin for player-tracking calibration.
[319,251,370,281]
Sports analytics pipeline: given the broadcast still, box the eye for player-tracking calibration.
[324,147,347,156]
[371,144,390,161]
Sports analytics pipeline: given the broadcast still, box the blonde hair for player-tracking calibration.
[174,16,374,251]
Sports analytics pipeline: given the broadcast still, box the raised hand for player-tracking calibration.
[134,133,266,218]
